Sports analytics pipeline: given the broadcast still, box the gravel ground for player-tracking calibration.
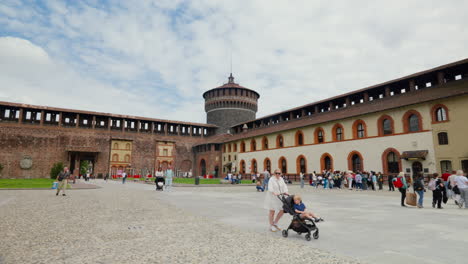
[0,181,361,264]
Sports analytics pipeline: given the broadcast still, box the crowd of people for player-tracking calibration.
[257,169,468,209]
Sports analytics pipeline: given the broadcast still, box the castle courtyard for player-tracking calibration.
[0,182,466,264]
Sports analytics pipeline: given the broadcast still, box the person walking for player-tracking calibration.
[448,172,460,204]
[104,172,109,182]
[263,169,289,232]
[165,166,174,191]
[313,171,318,188]
[56,167,70,196]
[388,174,395,191]
[262,169,270,191]
[300,172,305,189]
[395,172,409,207]
[347,171,353,190]
[377,172,384,190]
[413,174,425,208]
[371,172,378,191]
[355,172,362,191]
[122,171,127,184]
[454,170,468,209]
[428,173,445,209]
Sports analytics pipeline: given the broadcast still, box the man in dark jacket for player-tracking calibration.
[388,175,395,191]
[56,167,70,196]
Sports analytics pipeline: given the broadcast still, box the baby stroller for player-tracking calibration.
[279,194,319,241]
[155,176,165,191]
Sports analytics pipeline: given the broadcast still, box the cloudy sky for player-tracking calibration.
[0,0,467,123]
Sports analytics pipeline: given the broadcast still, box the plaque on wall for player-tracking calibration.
[423,168,429,173]
[20,156,33,169]
[406,168,411,173]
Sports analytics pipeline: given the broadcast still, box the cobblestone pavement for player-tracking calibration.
[154,183,468,264]
[0,180,361,264]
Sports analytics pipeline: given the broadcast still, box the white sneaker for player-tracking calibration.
[270,226,277,232]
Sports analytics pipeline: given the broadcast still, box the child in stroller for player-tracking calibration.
[279,194,321,241]
[293,195,323,222]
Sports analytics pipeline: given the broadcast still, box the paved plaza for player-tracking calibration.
[0,181,467,264]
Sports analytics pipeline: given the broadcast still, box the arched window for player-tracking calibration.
[239,160,246,174]
[320,153,334,171]
[228,144,232,153]
[352,155,362,172]
[200,159,207,176]
[250,139,257,151]
[348,151,364,172]
[387,152,399,173]
[223,145,226,152]
[262,137,269,150]
[403,110,423,133]
[240,141,246,152]
[264,158,271,173]
[436,108,447,122]
[233,143,237,152]
[438,132,448,145]
[295,131,304,146]
[431,104,449,123]
[409,115,419,132]
[126,143,131,150]
[113,143,119,149]
[112,154,119,162]
[279,157,287,174]
[124,154,131,162]
[383,119,392,135]
[228,155,231,161]
[382,148,401,175]
[353,120,367,139]
[315,127,325,143]
[251,159,257,173]
[276,135,284,148]
[296,155,307,174]
[377,115,394,136]
[332,124,344,141]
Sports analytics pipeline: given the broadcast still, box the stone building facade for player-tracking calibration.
[1,59,467,179]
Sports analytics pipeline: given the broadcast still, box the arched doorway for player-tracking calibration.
[412,161,422,177]
[200,159,206,176]
[214,166,219,178]
[352,154,362,172]
[264,158,271,173]
[279,157,287,174]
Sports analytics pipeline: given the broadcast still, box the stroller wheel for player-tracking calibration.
[282,230,288,238]
[305,234,311,241]
[313,230,319,239]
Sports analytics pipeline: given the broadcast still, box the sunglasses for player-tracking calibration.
[275,172,281,175]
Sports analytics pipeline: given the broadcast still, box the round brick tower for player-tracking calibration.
[203,74,259,134]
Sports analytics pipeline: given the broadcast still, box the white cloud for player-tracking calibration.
[0,0,467,123]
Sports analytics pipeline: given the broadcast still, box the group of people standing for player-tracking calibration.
[389,170,468,209]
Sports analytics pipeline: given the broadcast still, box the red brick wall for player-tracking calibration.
[0,123,207,178]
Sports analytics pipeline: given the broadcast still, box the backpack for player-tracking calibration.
[393,177,403,188]
[428,179,436,191]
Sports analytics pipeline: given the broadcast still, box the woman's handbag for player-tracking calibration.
[406,191,417,206]
[453,185,461,195]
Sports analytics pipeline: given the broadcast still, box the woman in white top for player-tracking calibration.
[264,169,289,232]
[454,170,468,208]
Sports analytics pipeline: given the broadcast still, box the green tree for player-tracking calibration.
[80,160,90,175]
[50,162,64,179]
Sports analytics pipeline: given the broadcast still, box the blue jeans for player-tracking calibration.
[416,190,424,206]
[122,177,126,184]
[300,179,304,188]
[356,183,362,190]
[256,186,264,192]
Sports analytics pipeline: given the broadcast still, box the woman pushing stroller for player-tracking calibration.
[263,169,289,232]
